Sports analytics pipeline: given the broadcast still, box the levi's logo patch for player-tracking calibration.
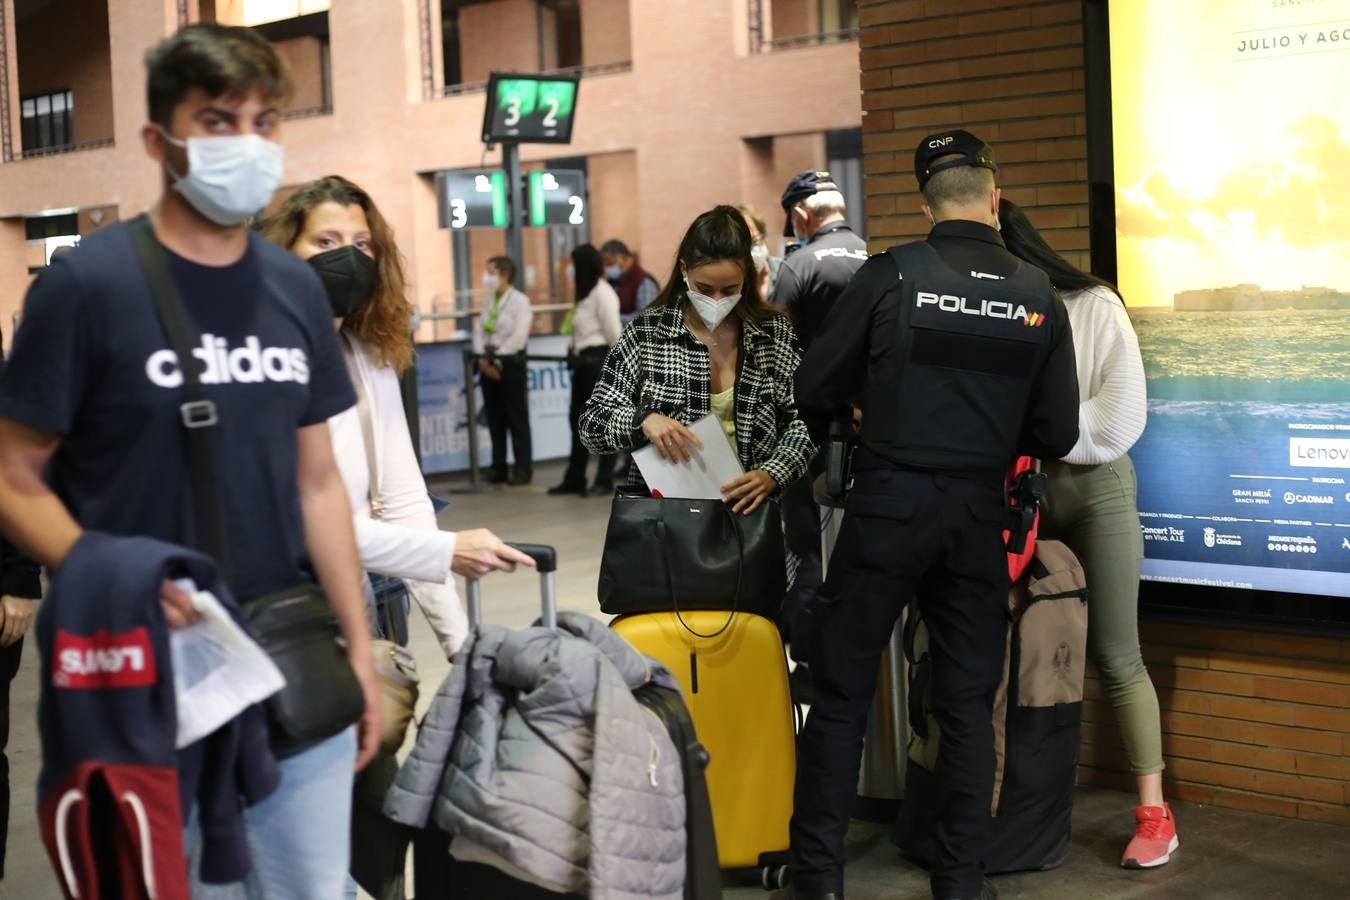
[53,627,157,689]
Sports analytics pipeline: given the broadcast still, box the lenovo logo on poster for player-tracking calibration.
[53,627,157,689]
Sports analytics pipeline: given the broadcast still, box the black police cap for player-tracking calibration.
[913,130,997,190]
[780,169,841,236]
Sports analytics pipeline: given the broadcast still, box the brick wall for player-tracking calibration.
[1081,624,1350,827]
[858,0,1350,826]
[459,0,539,85]
[580,0,631,67]
[272,36,326,113]
[858,0,1086,261]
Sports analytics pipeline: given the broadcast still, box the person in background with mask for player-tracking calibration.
[261,176,533,899]
[473,255,534,486]
[551,243,622,498]
[580,206,812,521]
[601,238,660,325]
[0,25,377,897]
[261,176,532,652]
[735,203,775,303]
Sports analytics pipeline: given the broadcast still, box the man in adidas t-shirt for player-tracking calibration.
[0,24,377,898]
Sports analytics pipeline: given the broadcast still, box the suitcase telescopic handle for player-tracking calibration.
[465,543,558,633]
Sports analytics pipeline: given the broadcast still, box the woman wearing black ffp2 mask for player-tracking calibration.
[309,244,378,319]
[257,176,533,900]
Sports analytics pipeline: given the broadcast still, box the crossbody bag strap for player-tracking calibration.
[341,334,384,518]
[127,214,230,575]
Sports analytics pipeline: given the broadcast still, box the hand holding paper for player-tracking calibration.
[641,413,705,462]
[170,579,286,749]
[635,413,742,500]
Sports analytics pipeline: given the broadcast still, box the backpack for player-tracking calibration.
[896,540,1089,874]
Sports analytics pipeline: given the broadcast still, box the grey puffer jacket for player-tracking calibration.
[384,611,687,899]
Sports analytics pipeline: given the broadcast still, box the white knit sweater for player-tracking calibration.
[1060,284,1148,465]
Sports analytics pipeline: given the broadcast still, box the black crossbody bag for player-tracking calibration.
[128,214,365,756]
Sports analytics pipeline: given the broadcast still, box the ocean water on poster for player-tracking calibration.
[1127,308,1350,596]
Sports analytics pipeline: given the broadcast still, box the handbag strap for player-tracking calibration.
[341,334,384,518]
[661,503,743,640]
[127,214,230,576]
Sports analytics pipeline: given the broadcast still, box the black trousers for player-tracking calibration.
[790,469,1009,899]
[780,471,823,661]
[561,349,616,489]
[0,637,22,879]
[481,355,532,477]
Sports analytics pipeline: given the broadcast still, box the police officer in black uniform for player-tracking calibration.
[785,131,1080,900]
[774,171,870,679]
[774,170,870,350]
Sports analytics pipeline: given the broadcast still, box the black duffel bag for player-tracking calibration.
[598,492,785,623]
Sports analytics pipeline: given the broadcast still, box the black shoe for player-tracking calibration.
[509,471,533,486]
[945,879,998,900]
[548,482,587,497]
[486,470,509,485]
[590,480,614,496]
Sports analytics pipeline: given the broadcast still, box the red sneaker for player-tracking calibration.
[1122,803,1179,869]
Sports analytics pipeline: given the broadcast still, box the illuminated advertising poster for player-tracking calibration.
[1109,0,1350,596]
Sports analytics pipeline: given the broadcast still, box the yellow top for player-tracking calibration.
[710,386,737,455]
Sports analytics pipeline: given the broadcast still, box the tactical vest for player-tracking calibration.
[861,241,1057,474]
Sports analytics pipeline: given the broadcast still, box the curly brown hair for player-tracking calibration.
[258,176,414,373]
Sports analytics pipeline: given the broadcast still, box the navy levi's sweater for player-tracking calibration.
[37,532,279,897]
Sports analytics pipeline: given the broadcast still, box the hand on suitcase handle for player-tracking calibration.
[505,543,557,573]
[465,544,558,633]
[451,529,536,578]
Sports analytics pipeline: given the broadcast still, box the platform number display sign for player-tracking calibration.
[528,170,586,227]
[436,170,507,230]
[482,74,579,144]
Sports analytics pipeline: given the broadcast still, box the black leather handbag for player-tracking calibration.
[129,215,364,757]
[597,492,786,626]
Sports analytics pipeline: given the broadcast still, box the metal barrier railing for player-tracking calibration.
[418,302,575,341]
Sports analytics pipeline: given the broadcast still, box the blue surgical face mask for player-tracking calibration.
[605,264,622,281]
[159,127,284,226]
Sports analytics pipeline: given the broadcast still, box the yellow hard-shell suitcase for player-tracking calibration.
[612,611,795,880]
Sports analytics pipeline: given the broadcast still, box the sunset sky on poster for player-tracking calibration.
[1109,0,1350,307]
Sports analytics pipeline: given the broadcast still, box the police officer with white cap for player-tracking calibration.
[784,130,1080,900]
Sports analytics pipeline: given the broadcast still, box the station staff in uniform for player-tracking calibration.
[474,254,534,485]
[786,131,1080,900]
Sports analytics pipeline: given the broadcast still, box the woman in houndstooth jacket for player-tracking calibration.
[579,206,814,515]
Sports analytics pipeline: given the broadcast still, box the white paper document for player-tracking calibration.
[170,580,286,749]
[634,413,744,500]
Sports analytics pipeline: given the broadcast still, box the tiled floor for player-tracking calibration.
[6,463,1348,898]
[721,785,1350,899]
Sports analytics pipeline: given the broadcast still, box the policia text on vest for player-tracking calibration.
[786,131,1079,900]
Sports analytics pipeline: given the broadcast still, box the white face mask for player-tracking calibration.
[483,272,501,291]
[160,129,283,226]
[684,276,740,331]
[750,242,769,273]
